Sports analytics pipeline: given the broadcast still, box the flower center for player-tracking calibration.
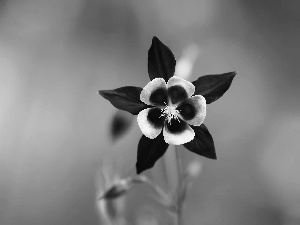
[160,105,180,124]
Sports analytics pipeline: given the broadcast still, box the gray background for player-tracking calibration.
[0,0,299,224]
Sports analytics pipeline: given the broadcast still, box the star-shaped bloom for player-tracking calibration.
[99,37,236,174]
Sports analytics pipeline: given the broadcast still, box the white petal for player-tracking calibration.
[137,108,163,139]
[163,123,195,145]
[167,76,195,98]
[140,78,167,105]
[182,95,206,126]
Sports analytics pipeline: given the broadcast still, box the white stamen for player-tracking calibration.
[160,105,180,124]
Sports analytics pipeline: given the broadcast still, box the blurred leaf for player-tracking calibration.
[101,184,128,200]
[136,133,169,174]
[99,86,148,115]
[111,110,133,141]
[99,177,141,200]
[184,124,216,159]
[148,36,176,81]
[192,71,236,104]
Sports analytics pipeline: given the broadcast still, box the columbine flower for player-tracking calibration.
[137,76,206,145]
[99,37,236,174]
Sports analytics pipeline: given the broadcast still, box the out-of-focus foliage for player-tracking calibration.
[110,110,133,141]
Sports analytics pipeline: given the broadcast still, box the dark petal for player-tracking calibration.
[136,133,169,174]
[148,36,176,81]
[168,85,188,104]
[165,118,188,134]
[150,88,168,106]
[183,124,216,159]
[99,86,148,115]
[147,108,164,128]
[177,101,196,121]
[192,72,236,104]
[111,110,133,141]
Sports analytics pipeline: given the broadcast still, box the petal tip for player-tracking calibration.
[226,71,237,80]
[98,90,105,96]
[136,164,143,174]
[152,36,158,41]
[207,152,217,160]
[231,71,237,76]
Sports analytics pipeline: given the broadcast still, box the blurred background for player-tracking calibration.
[0,0,300,224]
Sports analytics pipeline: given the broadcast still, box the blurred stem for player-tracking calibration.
[175,145,183,225]
[140,176,169,201]
[161,151,170,191]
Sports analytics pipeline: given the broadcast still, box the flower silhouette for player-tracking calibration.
[99,37,236,174]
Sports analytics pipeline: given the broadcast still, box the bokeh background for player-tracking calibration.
[0,0,300,224]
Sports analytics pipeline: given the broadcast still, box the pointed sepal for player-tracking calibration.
[184,124,216,159]
[99,86,148,115]
[148,36,176,81]
[192,72,236,104]
[136,133,169,174]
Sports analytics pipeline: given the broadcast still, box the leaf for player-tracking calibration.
[136,133,169,174]
[148,36,176,81]
[99,86,148,115]
[99,177,141,200]
[100,183,128,200]
[183,124,216,159]
[192,72,236,104]
[111,110,133,141]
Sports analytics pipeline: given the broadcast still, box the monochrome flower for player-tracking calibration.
[99,36,236,174]
[137,76,206,145]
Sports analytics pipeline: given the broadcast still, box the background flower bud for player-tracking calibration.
[186,159,202,178]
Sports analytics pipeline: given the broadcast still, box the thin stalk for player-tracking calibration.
[175,145,183,225]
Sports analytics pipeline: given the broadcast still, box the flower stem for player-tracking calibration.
[175,145,183,225]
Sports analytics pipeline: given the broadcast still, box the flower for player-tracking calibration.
[137,76,206,145]
[99,37,236,174]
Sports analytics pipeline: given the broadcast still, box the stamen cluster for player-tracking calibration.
[160,105,180,124]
